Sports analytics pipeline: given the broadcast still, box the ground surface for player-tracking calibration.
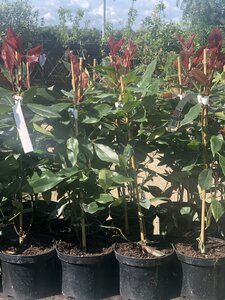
[0,294,184,300]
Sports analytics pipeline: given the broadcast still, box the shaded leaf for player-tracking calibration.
[180,103,201,126]
[211,197,225,222]
[210,134,224,157]
[96,193,113,204]
[198,169,213,190]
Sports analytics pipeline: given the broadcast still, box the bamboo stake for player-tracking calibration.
[199,48,208,254]
[78,58,83,103]
[120,75,146,244]
[93,58,97,81]
[177,55,182,95]
[26,62,30,89]
[223,65,225,83]
[70,55,86,251]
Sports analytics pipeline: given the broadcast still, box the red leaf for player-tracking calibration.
[1,42,16,72]
[176,34,195,51]
[208,27,223,50]
[192,46,204,66]
[108,37,124,56]
[190,68,208,86]
[26,45,42,64]
[4,28,23,53]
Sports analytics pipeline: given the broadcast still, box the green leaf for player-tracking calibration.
[27,104,61,118]
[96,193,113,204]
[198,169,213,190]
[211,197,225,222]
[210,134,224,157]
[187,139,201,151]
[138,59,157,88]
[180,103,201,127]
[111,172,133,184]
[94,144,119,164]
[67,137,79,166]
[218,154,225,176]
[94,104,112,117]
[33,123,53,136]
[82,202,104,214]
[27,171,65,193]
[98,169,113,190]
[0,104,12,114]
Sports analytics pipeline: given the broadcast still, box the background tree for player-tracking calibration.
[0,0,43,40]
[177,0,225,44]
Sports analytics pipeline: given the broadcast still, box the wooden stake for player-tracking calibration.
[223,65,225,83]
[78,57,83,103]
[93,58,97,81]
[70,59,76,96]
[120,76,146,243]
[177,55,182,95]
[203,48,207,76]
[26,62,30,89]
[199,48,208,254]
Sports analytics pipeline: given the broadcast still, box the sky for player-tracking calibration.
[30,0,182,28]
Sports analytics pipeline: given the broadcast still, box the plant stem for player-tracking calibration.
[18,153,24,245]
[131,155,146,244]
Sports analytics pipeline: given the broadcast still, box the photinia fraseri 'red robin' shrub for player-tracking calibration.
[1,28,42,92]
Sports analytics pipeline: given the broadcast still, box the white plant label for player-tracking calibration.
[13,98,33,153]
[68,108,78,119]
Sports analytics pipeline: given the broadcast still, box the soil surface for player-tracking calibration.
[115,242,173,259]
[0,236,54,256]
[56,240,113,256]
[175,237,225,259]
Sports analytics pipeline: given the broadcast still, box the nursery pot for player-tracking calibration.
[176,249,225,300]
[115,247,174,300]
[0,249,59,300]
[57,249,119,300]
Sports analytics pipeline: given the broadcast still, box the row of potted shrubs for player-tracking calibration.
[1,27,225,300]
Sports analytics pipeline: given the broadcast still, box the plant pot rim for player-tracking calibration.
[114,244,174,267]
[175,248,225,266]
[56,248,114,264]
[0,248,55,264]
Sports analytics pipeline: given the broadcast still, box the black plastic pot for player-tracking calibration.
[115,247,174,300]
[176,249,225,300]
[0,249,60,300]
[57,249,119,300]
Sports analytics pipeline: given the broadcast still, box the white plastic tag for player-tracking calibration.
[115,101,123,108]
[68,108,78,119]
[197,95,209,105]
[197,95,202,103]
[13,98,33,154]
[201,96,209,105]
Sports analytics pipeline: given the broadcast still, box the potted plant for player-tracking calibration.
[167,28,225,299]
[40,50,131,300]
[0,28,68,299]
[93,37,174,300]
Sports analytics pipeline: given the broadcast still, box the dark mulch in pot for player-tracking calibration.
[175,237,225,259]
[56,236,113,256]
[115,242,173,259]
[0,235,54,255]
